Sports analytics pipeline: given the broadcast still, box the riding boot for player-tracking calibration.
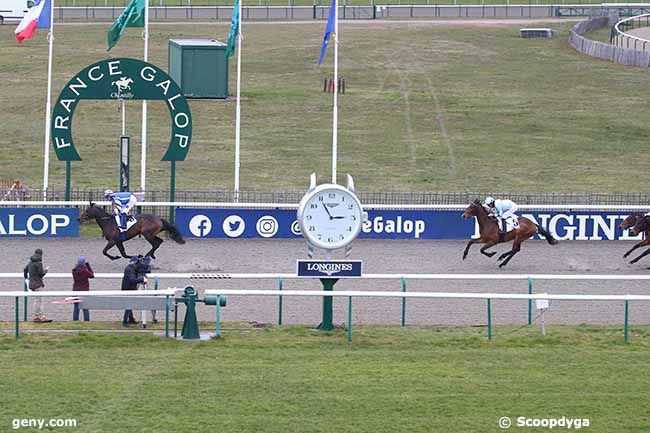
[119,214,128,240]
[499,219,507,242]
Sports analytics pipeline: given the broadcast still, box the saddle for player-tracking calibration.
[115,215,137,232]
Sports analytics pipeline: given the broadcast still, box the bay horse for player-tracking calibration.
[462,199,558,268]
[79,203,186,261]
[626,214,650,264]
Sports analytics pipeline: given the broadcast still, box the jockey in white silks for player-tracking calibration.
[483,196,518,234]
[104,189,137,236]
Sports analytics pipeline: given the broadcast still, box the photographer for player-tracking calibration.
[121,255,150,326]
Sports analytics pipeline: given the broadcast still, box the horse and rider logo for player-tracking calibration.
[111,76,134,99]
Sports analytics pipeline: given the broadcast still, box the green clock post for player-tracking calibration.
[296,173,366,331]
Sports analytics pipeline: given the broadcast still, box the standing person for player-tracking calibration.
[23,248,51,323]
[72,257,94,322]
[121,256,147,326]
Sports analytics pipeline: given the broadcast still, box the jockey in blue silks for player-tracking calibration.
[483,196,518,234]
[104,189,137,237]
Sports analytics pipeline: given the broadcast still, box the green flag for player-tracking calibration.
[225,0,239,58]
[107,0,145,51]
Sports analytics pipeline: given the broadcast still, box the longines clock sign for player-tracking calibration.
[51,58,192,162]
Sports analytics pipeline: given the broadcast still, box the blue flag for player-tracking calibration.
[317,0,336,65]
[37,0,52,29]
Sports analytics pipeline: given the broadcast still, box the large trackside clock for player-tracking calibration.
[297,174,365,251]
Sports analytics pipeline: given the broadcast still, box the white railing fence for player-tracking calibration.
[2,273,649,342]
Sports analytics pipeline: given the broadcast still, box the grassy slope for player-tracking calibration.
[1,22,649,192]
[0,325,650,432]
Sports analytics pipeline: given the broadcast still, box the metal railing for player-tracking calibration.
[610,12,650,51]
[5,189,650,206]
[3,273,650,342]
[51,4,606,21]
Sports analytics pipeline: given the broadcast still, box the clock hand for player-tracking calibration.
[322,203,333,220]
[332,216,345,219]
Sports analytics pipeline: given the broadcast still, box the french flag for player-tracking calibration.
[15,0,51,44]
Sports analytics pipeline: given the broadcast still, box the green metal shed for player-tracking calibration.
[168,39,229,99]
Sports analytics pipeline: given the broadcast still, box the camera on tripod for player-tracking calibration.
[132,255,152,282]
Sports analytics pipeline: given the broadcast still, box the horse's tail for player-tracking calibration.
[536,224,558,245]
[161,219,186,244]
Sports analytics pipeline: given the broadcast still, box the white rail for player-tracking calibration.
[3,273,650,280]
[0,201,648,211]
[203,289,650,301]
[0,289,177,297]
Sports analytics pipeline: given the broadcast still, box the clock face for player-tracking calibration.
[297,184,363,250]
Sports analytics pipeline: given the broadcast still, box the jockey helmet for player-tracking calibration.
[103,189,114,199]
[483,196,495,207]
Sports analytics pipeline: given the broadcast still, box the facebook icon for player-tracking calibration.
[188,215,213,237]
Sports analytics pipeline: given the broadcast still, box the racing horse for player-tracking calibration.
[79,203,185,261]
[626,214,650,264]
[462,199,558,268]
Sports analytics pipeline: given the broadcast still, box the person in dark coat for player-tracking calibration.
[23,248,51,322]
[121,256,146,325]
[72,257,94,321]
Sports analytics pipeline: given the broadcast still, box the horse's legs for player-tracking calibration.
[480,241,498,258]
[630,247,650,264]
[144,234,163,259]
[498,241,522,268]
[103,241,121,261]
[463,239,480,260]
[115,241,132,259]
[624,240,649,258]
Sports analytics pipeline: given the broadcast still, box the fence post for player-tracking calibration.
[487,298,492,340]
[23,278,28,322]
[623,300,629,343]
[347,296,353,343]
[278,276,283,325]
[527,276,533,325]
[215,295,222,338]
[165,295,170,338]
[173,299,178,338]
[401,276,407,326]
[15,296,20,339]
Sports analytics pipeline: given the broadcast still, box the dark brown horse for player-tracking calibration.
[79,203,185,261]
[626,214,650,264]
[462,199,558,268]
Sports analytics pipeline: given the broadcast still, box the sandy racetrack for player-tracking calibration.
[1,237,649,326]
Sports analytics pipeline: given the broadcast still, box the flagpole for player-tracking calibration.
[140,0,149,194]
[234,0,242,202]
[331,0,338,184]
[43,0,54,200]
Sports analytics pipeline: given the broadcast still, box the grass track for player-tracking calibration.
[1,324,650,432]
[1,22,649,193]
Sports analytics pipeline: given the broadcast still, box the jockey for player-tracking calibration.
[483,196,518,234]
[104,189,137,232]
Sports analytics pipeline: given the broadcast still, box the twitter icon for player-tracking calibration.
[222,215,246,237]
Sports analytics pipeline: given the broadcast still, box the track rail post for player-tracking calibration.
[487,298,492,340]
[347,296,353,343]
[215,295,222,338]
[624,300,629,343]
[278,276,283,325]
[401,276,407,326]
[528,276,533,325]
[15,296,20,339]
